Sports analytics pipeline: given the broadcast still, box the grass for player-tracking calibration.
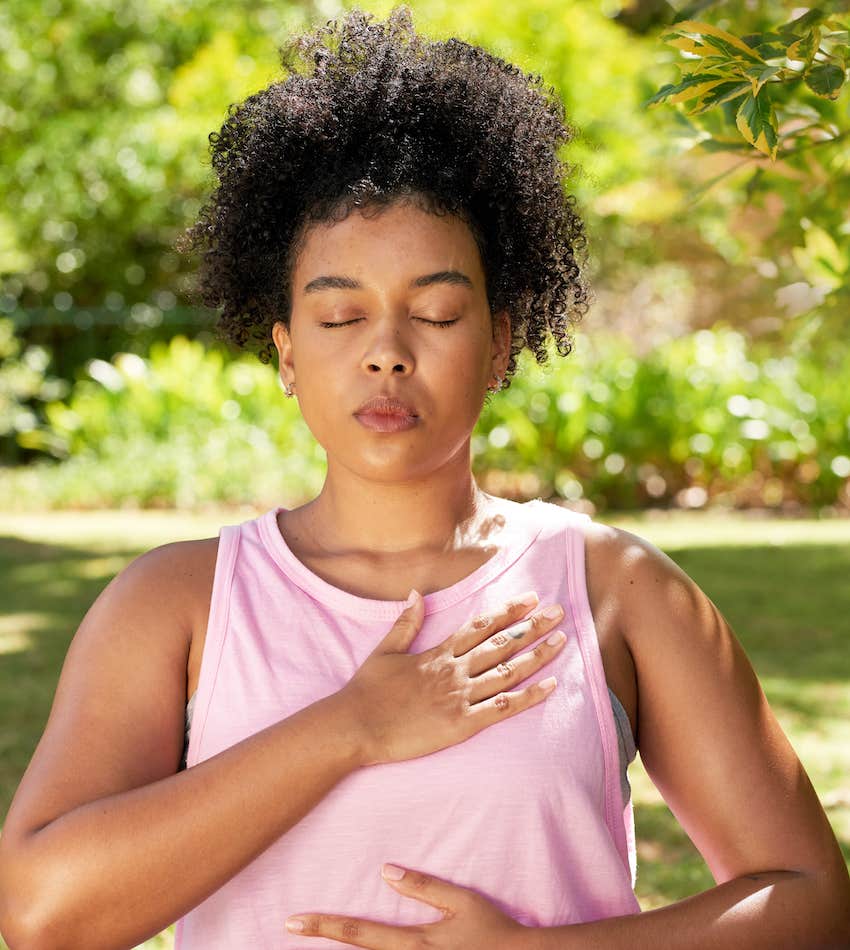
[0,506,848,945]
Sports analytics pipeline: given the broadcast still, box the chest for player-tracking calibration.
[185,538,638,743]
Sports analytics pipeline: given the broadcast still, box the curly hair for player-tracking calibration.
[176,5,591,388]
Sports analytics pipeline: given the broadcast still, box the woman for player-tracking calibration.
[1,7,848,949]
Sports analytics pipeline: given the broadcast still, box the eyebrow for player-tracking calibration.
[302,270,474,295]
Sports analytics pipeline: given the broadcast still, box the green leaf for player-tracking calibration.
[645,73,729,107]
[786,31,817,62]
[746,36,791,60]
[805,63,846,98]
[735,89,779,159]
[673,20,765,63]
[644,82,679,107]
[777,8,829,41]
[744,64,781,95]
[689,80,751,114]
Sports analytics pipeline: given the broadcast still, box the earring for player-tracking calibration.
[488,375,502,393]
[284,381,295,397]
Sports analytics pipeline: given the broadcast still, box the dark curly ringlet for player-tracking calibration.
[176,5,591,389]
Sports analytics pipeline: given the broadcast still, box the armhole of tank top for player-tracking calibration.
[184,523,241,770]
[563,511,634,878]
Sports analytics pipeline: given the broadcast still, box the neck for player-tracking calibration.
[296,459,495,558]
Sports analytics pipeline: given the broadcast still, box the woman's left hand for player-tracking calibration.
[285,863,530,948]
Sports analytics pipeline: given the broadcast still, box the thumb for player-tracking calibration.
[377,588,424,654]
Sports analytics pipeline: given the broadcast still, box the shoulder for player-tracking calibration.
[109,536,220,601]
[576,517,700,651]
[96,537,220,645]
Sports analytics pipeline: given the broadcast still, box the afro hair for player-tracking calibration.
[176,5,591,389]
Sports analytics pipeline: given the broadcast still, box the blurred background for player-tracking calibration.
[1,0,848,944]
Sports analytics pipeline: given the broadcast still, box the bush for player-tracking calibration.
[0,317,70,465]
[2,328,848,513]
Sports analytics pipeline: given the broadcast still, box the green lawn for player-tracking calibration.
[0,507,848,947]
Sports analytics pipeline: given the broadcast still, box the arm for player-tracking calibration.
[523,527,850,949]
[0,538,558,950]
[0,541,367,950]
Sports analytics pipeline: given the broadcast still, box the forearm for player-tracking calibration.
[0,690,364,950]
[521,869,850,950]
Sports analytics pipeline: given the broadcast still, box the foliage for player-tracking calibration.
[8,336,326,508]
[0,0,315,374]
[475,326,850,512]
[0,317,69,464]
[3,329,848,513]
[646,3,850,337]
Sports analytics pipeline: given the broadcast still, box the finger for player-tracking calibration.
[285,912,420,948]
[449,592,540,657]
[466,676,558,725]
[376,589,424,654]
[464,603,565,677]
[379,862,472,916]
[467,629,566,703]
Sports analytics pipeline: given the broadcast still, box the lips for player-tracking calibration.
[354,394,418,419]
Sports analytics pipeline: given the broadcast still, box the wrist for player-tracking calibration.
[513,923,573,950]
[321,687,375,770]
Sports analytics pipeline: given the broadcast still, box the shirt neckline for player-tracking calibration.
[256,497,545,621]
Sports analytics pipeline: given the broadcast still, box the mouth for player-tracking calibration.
[354,411,419,433]
[354,394,419,420]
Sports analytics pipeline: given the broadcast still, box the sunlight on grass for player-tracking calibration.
[0,622,36,657]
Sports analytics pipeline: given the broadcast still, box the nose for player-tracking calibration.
[360,320,415,378]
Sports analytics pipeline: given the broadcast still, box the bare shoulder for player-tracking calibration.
[579,518,698,649]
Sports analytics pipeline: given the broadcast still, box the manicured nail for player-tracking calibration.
[285,917,305,932]
[382,863,405,880]
[541,604,564,620]
[539,676,557,691]
[546,630,566,646]
[515,590,538,607]
[406,589,420,606]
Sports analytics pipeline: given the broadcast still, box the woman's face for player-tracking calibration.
[272,199,510,484]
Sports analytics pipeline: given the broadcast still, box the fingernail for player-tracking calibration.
[406,589,420,606]
[515,590,538,607]
[546,630,566,646]
[541,604,564,620]
[539,676,557,691]
[285,918,305,932]
[382,863,405,880]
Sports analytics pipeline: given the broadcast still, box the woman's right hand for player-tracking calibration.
[338,590,566,766]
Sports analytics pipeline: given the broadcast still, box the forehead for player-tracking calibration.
[291,200,486,293]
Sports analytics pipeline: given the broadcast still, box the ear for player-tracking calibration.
[271,321,295,391]
[491,310,511,379]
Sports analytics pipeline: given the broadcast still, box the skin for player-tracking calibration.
[2,198,848,948]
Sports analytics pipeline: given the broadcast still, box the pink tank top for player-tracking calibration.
[174,498,640,947]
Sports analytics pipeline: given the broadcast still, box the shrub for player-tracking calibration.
[2,327,848,513]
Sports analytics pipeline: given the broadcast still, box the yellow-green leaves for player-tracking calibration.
[648,12,850,161]
[805,63,846,99]
[735,90,779,161]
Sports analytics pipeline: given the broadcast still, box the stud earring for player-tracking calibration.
[488,375,503,393]
[284,381,295,397]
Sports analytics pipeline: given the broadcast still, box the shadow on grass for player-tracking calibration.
[0,535,145,809]
[666,543,850,683]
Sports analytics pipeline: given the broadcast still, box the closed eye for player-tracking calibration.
[319,318,459,328]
